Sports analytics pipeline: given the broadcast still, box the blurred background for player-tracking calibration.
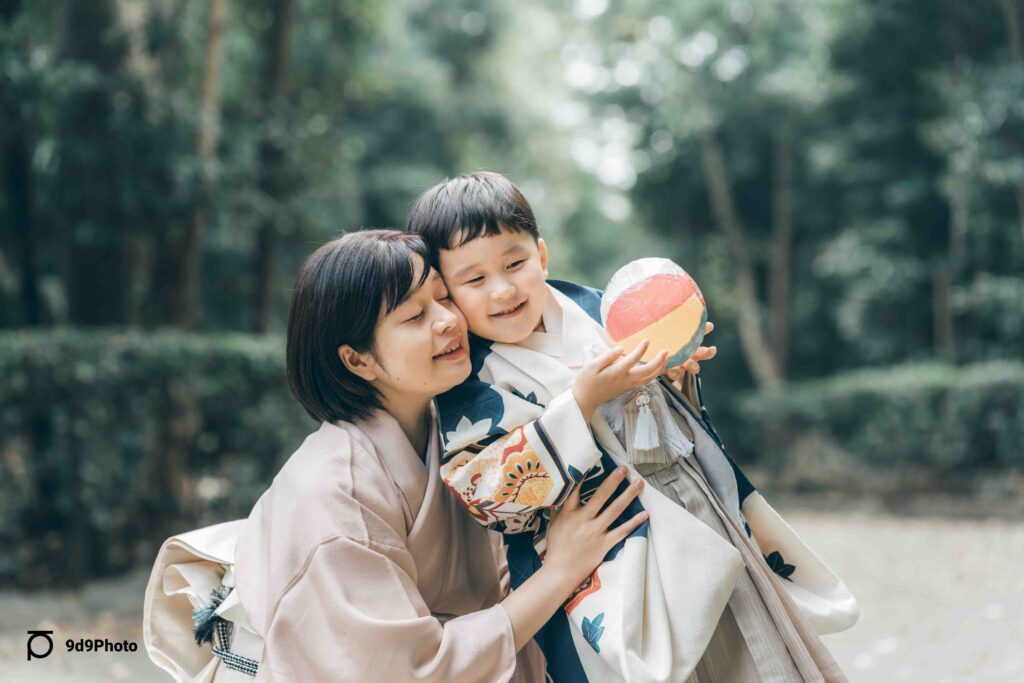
[1,0,1023,680]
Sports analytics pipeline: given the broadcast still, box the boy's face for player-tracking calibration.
[437,228,549,344]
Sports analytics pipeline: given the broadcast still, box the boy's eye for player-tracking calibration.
[507,260,526,269]
[466,276,484,285]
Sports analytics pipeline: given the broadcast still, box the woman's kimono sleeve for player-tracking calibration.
[437,377,600,532]
[256,534,519,682]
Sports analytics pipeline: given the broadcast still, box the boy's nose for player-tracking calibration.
[492,280,516,301]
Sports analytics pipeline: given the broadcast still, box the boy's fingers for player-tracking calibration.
[691,345,717,362]
[613,340,649,372]
[597,478,643,528]
[704,321,714,336]
[630,350,668,383]
[591,346,625,371]
[664,365,685,381]
[582,466,627,516]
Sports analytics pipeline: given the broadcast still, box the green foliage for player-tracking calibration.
[0,330,311,588]
[735,362,1024,492]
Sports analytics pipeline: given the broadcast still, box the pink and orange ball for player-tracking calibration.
[601,258,707,367]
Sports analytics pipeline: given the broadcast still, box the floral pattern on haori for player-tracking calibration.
[495,430,553,506]
[565,568,602,614]
[444,415,493,452]
[440,426,553,518]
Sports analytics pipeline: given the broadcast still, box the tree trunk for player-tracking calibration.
[59,0,130,326]
[769,129,794,379]
[173,0,227,329]
[1000,0,1024,240]
[2,0,43,325]
[699,128,782,388]
[253,0,292,332]
[932,265,955,362]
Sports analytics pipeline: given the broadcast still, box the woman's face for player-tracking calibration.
[353,260,472,404]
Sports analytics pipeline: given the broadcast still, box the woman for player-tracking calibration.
[226,230,649,681]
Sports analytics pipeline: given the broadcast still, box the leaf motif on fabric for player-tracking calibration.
[581,612,605,653]
[764,550,796,581]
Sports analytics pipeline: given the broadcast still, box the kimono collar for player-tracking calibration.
[518,286,564,359]
[545,283,613,368]
[353,407,435,531]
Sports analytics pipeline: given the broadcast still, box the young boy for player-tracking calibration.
[408,172,856,683]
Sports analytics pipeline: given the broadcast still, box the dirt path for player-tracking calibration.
[1,508,1022,682]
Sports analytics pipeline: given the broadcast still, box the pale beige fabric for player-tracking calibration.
[638,459,804,683]
[232,409,547,683]
[637,389,848,683]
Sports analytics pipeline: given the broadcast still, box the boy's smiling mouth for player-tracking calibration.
[491,300,527,318]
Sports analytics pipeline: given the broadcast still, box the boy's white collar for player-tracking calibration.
[544,283,613,368]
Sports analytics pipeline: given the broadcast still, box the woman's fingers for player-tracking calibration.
[704,321,715,336]
[581,466,627,516]
[596,477,643,529]
[561,482,582,513]
[607,509,651,548]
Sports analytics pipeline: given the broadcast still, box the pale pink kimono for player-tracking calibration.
[231,409,547,682]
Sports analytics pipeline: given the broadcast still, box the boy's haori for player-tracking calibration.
[433,279,857,682]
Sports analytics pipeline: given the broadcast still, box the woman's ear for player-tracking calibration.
[537,237,549,277]
[338,345,379,382]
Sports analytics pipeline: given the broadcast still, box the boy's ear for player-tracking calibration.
[537,237,549,277]
[338,345,379,382]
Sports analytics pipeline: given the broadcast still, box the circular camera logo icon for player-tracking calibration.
[27,630,54,661]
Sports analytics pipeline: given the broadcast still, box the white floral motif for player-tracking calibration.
[445,415,493,451]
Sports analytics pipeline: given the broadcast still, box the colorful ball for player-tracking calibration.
[600,258,707,366]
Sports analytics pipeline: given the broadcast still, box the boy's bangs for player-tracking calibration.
[407,172,539,253]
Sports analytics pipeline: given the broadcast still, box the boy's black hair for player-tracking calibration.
[406,171,539,257]
[286,229,431,424]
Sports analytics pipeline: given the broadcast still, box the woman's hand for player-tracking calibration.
[500,466,648,651]
[664,321,717,385]
[543,466,648,590]
[572,340,669,419]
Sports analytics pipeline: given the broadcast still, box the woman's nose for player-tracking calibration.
[433,304,459,334]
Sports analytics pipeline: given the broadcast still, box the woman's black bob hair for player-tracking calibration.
[286,229,431,424]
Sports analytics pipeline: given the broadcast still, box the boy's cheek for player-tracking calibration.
[449,290,484,328]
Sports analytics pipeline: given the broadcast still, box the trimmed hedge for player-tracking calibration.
[734,361,1024,493]
[0,330,311,588]
[1,330,1021,587]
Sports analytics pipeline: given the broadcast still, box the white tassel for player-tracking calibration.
[655,388,694,458]
[661,411,694,458]
[632,389,661,451]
